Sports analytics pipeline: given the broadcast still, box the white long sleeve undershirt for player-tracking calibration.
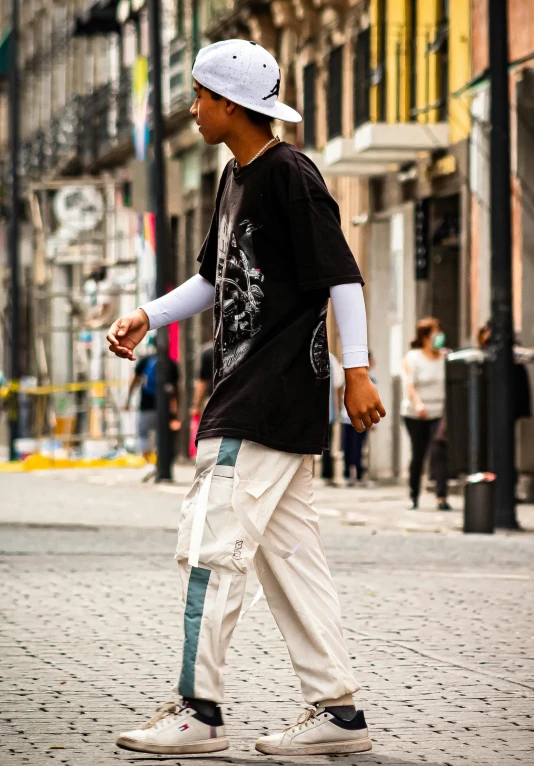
[140,274,215,330]
[329,282,369,369]
[140,275,369,369]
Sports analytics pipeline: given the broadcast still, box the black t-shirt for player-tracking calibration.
[197,142,363,454]
[135,355,179,412]
[199,344,214,397]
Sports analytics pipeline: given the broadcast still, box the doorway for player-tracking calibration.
[430,194,460,350]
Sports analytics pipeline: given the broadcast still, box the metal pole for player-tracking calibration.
[148,0,172,480]
[395,38,401,123]
[488,0,516,528]
[8,0,20,461]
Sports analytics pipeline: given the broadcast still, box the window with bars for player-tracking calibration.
[353,28,370,129]
[327,47,343,140]
[303,63,316,148]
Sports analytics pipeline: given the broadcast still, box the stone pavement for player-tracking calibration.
[1,468,534,766]
[2,463,533,533]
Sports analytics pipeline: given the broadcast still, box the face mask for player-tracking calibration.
[432,331,446,350]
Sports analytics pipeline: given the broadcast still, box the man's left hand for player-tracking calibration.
[344,367,386,433]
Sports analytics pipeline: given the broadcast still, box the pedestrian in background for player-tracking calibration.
[189,342,214,457]
[321,352,344,485]
[478,320,532,498]
[478,321,532,422]
[125,337,179,460]
[341,352,376,486]
[402,318,450,510]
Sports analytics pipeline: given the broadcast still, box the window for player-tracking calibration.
[176,0,184,37]
[438,0,449,120]
[303,63,316,148]
[327,47,343,140]
[354,27,370,129]
[192,0,200,58]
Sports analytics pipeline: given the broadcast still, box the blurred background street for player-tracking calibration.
[2,468,534,766]
[1,0,534,762]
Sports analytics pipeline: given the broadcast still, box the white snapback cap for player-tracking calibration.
[192,39,302,124]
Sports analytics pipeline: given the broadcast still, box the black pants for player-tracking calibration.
[404,417,448,500]
[342,424,368,481]
[322,425,334,480]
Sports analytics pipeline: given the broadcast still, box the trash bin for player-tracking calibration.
[446,349,490,476]
[446,349,494,534]
[464,473,496,533]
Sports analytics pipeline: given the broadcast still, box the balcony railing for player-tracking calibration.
[77,79,134,166]
[79,92,98,166]
[94,83,115,158]
[16,75,135,180]
[57,97,83,161]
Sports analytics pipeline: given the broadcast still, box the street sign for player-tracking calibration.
[414,198,430,281]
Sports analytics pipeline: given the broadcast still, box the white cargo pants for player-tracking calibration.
[175,436,360,706]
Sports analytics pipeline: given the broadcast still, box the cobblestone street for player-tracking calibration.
[1,468,534,766]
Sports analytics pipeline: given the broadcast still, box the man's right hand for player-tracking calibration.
[107,309,150,361]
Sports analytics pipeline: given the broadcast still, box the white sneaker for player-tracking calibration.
[116,701,229,755]
[255,707,372,756]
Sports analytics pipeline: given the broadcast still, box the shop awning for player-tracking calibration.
[73,0,122,37]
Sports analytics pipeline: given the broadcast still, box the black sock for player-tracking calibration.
[325,704,357,721]
[187,698,218,718]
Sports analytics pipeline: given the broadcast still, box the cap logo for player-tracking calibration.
[262,78,280,101]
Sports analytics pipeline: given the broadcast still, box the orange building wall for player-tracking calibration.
[470,0,533,334]
[472,0,534,75]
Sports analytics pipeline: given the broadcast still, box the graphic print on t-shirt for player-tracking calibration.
[310,302,330,380]
[214,215,265,381]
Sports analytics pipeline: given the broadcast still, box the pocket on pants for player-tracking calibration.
[175,465,258,576]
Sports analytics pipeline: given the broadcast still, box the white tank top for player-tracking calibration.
[401,348,446,420]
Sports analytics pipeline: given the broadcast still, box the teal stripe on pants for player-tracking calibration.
[216,437,242,467]
[179,566,211,699]
[178,439,241,698]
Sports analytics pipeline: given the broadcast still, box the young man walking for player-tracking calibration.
[107,39,385,757]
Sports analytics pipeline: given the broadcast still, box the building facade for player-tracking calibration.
[470,0,534,485]
[2,0,530,484]
[0,0,473,472]
[294,0,471,478]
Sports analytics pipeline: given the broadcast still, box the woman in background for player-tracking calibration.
[402,317,450,510]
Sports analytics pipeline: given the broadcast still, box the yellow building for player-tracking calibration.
[294,0,472,479]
